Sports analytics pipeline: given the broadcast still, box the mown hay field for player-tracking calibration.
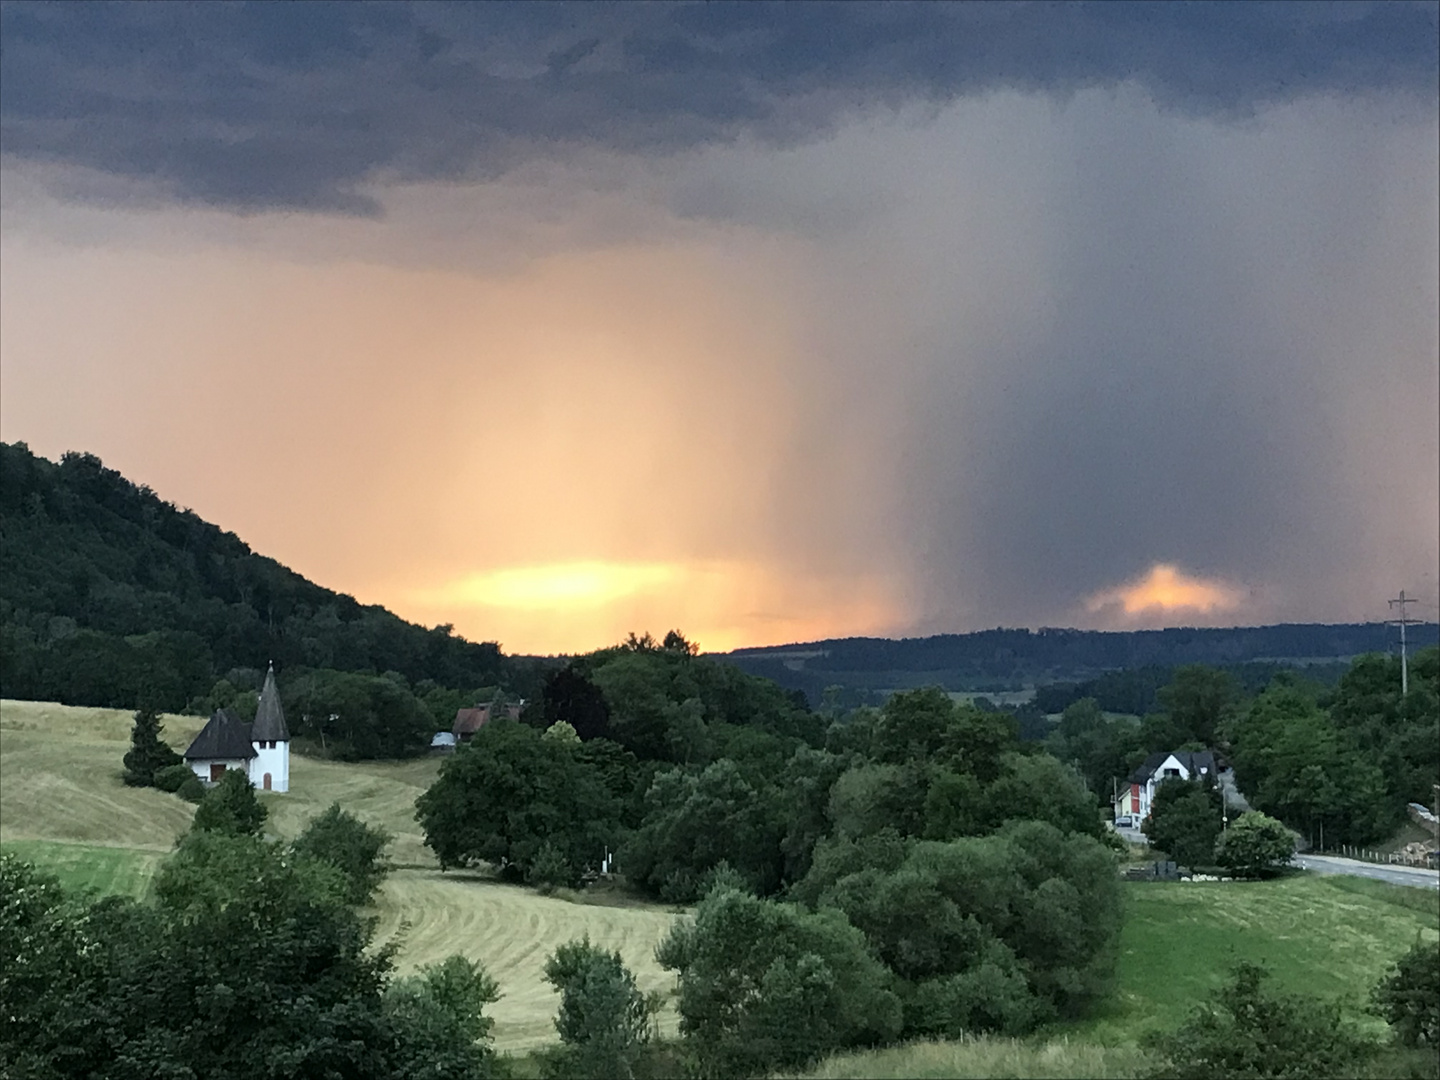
[0,699,679,1052]
[372,869,680,1050]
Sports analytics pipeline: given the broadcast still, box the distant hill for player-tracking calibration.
[0,442,530,711]
[722,623,1439,708]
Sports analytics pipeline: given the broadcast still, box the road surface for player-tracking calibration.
[1291,854,1438,890]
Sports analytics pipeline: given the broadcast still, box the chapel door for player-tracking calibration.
[210,763,225,782]
[263,773,272,791]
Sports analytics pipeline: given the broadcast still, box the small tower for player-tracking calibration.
[249,662,290,793]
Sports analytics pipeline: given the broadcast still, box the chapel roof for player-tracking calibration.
[251,663,289,742]
[184,707,257,761]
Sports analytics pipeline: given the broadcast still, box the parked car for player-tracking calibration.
[1113,815,1135,828]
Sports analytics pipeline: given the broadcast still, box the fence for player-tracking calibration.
[1322,843,1438,869]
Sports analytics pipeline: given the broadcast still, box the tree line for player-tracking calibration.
[1045,649,1439,851]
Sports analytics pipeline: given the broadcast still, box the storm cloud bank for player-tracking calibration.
[3,1,1436,211]
[1,2,1436,651]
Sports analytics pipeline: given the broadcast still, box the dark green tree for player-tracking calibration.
[656,887,902,1075]
[190,767,267,836]
[292,803,393,905]
[1144,777,1223,868]
[415,718,620,883]
[1371,940,1440,1049]
[121,707,182,787]
[540,938,653,1079]
[1157,666,1237,748]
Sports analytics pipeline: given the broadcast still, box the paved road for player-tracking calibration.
[1293,854,1439,890]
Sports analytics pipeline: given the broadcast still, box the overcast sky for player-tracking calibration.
[2,1,1437,654]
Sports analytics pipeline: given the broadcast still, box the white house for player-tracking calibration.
[1114,749,1217,825]
[184,663,291,792]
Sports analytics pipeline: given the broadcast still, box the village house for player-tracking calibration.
[1114,749,1218,825]
[450,700,523,743]
[184,663,291,791]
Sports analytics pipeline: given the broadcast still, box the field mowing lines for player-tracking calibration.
[373,870,682,1051]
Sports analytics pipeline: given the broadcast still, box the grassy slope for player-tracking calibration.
[0,699,680,1052]
[1070,875,1440,1045]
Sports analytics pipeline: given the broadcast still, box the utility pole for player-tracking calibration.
[1388,590,1419,696]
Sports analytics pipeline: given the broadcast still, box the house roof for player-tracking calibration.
[184,708,257,761]
[1129,748,1219,784]
[452,702,523,736]
[453,705,494,736]
[251,663,289,742]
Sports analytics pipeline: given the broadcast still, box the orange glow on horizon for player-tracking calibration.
[1087,563,1244,618]
[386,558,906,655]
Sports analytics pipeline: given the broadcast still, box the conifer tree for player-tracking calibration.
[122,707,182,787]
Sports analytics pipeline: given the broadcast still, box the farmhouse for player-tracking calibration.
[451,701,523,742]
[1115,748,1217,824]
[184,663,291,792]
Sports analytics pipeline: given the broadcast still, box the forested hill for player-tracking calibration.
[0,442,524,711]
[725,622,1439,704]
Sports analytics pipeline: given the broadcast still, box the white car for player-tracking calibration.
[1113,815,1135,828]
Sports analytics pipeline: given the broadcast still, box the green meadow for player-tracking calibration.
[4,699,1436,1071]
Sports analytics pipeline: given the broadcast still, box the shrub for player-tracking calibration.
[176,774,206,803]
[527,841,574,895]
[292,803,392,905]
[656,887,902,1075]
[540,937,652,1079]
[190,768,267,836]
[153,763,194,793]
[1213,812,1293,878]
[1372,939,1440,1049]
[1145,962,1375,1078]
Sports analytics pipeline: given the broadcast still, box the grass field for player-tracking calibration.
[790,1037,1152,1079]
[0,838,166,899]
[0,698,680,1052]
[1068,874,1440,1045]
[5,698,1437,1062]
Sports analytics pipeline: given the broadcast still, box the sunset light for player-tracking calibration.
[411,562,680,610]
[1087,563,1245,618]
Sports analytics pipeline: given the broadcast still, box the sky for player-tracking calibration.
[2,1,1437,655]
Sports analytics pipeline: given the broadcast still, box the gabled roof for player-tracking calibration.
[1130,748,1219,784]
[184,708,256,761]
[251,663,289,742]
[453,705,494,736]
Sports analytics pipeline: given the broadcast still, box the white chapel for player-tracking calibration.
[183,663,291,792]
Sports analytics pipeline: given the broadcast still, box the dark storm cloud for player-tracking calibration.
[2,0,1435,212]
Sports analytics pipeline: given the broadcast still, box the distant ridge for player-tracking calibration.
[722,622,1439,706]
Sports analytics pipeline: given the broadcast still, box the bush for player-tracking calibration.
[527,841,574,895]
[1372,940,1440,1049]
[190,767,267,836]
[153,763,194,793]
[540,937,653,1079]
[1213,812,1293,878]
[292,803,392,905]
[176,774,206,803]
[1145,962,1375,1079]
[656,887,902,1075]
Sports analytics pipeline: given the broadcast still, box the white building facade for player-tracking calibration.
[183,663,290,792]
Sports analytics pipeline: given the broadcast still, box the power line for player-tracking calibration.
[1388,590,1419,696]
